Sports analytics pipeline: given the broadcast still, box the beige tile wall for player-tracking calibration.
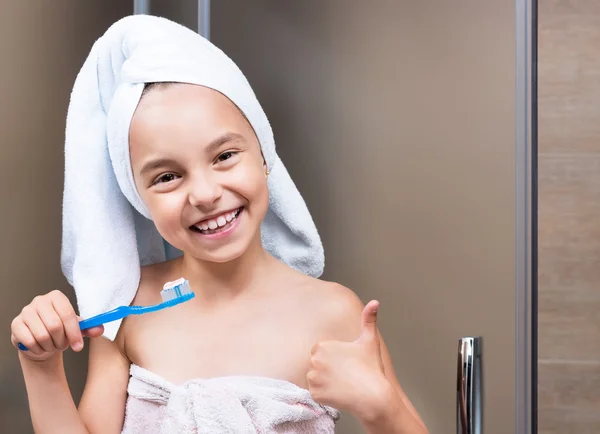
[539,0,600,432]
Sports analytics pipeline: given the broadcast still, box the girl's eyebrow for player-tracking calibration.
[205,132,244,155]
[139,157,177,177]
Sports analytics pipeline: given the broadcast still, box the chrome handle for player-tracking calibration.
[457,336,483,434]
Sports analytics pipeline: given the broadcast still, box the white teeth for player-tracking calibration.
[194,208,241,233]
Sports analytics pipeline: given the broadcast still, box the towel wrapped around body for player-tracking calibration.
[122,364,339,433]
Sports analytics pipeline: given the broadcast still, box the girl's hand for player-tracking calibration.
[307,300,392,422]
[10,290,104,362]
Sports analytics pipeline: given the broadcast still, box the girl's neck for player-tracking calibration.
[177,236,274,304]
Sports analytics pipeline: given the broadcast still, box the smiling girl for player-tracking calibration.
[10,16,428,434]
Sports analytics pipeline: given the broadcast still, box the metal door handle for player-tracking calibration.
[457,336,483,434]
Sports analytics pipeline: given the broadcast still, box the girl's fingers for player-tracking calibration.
[10,317,44,355]
[52,296,83,351]
[22,307,55,353]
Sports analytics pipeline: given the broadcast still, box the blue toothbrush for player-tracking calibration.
[79,277,194,329]
[18,278,194,351]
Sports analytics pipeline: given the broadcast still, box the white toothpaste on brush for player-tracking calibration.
[161,277,189,301]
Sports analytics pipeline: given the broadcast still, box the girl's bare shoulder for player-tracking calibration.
[277,270,365,342]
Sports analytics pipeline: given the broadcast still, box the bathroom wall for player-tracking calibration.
[151,0,198,32]
[212,1,518,432]
[0,2,131,432]
[538,0,600,432]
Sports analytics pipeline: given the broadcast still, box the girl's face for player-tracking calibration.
[129,84,269,264]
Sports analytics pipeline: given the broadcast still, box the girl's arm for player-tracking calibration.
[19,352,89,434]
[360,334,429,434]
[306,285,428,434]
[77,336,131,433]
[12,290,130,434]
[19,339,130,434]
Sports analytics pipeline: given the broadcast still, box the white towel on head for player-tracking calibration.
[61,15,324,340]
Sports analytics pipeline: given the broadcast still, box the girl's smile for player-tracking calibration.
[189,206,244,240]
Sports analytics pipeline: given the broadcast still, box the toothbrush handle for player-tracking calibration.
[16,306,133,351]
[18,297,192,350]
[78,301,177,331]
[79,306,134,330]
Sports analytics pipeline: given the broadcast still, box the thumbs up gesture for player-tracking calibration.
[307,300,392,420]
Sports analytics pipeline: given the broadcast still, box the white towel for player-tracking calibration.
[61,15,324,340]
[122,364,339,433]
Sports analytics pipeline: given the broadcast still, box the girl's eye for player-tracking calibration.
[217,151,239,163]
[153,173,177,185]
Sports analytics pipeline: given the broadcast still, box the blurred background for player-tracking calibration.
[0,2,132,433]
[1,1,597,433]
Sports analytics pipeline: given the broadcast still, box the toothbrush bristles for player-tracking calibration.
[160,278,193,303]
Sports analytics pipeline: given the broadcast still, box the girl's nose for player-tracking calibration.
[187,172,223,207]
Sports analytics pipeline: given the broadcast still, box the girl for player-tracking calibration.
[10,16,428,434]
